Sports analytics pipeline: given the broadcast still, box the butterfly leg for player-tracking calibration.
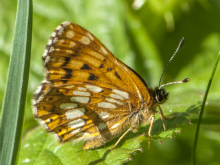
[157,106,166,131]
[157,106,176,131]
[109,127,132,151]
[148,116,155,150]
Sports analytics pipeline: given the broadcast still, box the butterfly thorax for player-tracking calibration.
[129,87,168,133]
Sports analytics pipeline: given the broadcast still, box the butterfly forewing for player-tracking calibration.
[33,22,151,149]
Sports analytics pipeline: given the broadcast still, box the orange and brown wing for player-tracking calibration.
[32,22,150,149]
[33,81,133,149]
[42,22,150,104]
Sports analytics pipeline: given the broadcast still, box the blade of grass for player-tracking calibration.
[192,52,220,165]
[0,0,32,164]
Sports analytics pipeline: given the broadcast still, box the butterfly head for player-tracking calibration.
[155,87,168,104]
[155,77,190,104]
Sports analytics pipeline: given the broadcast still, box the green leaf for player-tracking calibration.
[0,0,32,165]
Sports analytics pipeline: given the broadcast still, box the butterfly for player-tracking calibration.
[32,21,189,150]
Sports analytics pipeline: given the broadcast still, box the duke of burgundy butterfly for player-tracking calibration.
[32,22,190,150]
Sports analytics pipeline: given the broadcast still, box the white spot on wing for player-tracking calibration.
[51,32,56,37]
[112,89,129,99]
[45,118,51,124]
[66,50,73,54]
[97,102,116,109]
[42,49,48,58]
[65,108,86,120]
[55,48,60,52]
[85,85,103,93]
[58,39,65,44]
[47,39,52,45]
[34,85,43,96]
[98,111,110,119]
[57,27,64,35]
[66,30,74,38]
[49,69,55,74]
[73,90,90,96]
[68,118,85,129]
[55,25,62,30]
[70,41,75,47]
[39,120,49,130]
[80,36,90,45]
[77,87,87,91]
[44,56,50,67]
[35,86,51,104]
[106,98,123,105]
[70,128,81,135]
[69,25,74,29]
[111,123,120,129]
[70,96,90,103]
[60,103,78,109]
[62,21,71,27]
[65,85,75,88]
[53,37,58,44]
[109,93,124,100]
[49,47,54,53]
[86,32,94,41]
[100,46,108,55]
[98,123,107,130]
[32,105,37,115]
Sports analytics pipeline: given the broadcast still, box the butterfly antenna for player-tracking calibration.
[158,37,186,88]
[159,78,190,89]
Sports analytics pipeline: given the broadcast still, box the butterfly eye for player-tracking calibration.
[155,88,168,104]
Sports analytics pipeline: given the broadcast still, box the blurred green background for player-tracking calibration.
[1,0,220,164]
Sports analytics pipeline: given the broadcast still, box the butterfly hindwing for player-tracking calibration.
[34,82,133,149]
